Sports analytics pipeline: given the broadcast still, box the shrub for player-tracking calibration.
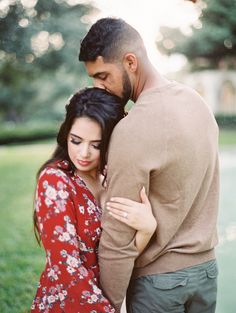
[0,122,60,145]
[215,114,236,129]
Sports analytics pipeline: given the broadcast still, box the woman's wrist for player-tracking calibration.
[139,219,157,236]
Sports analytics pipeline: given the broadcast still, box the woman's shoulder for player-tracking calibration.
[38,161,90,196]
[38,160,73,186]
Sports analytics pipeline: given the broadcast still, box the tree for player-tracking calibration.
[0,0,94,123]
[157,0,236,70]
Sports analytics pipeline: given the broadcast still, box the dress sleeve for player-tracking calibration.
[32,168,115,313]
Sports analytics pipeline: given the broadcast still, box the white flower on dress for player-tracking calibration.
[47,295,56,304]
[93,284,102,295]
[78,266,88,276]
[66,255,79,268]
[47,266,60,281]
[67,223,76,236]
[79,241,87,251]
[91,294,99,302]
[87,199,96,211]
[39,303,45,310]
[45,185,57,200]
[58,232,70,242]
[45,198,53,207]
[59,292,66,301]
[67,266,76,275]
[55,226,63,233]
[87,206,94,215]
[58,190,69,200]
[39,222,43,232]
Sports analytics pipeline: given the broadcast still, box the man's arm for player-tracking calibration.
[106,187,157,254]
[99,168,149,311]
[98,119,164,311]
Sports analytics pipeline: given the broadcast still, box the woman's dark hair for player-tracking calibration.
[33,87,125,244]
[79,17,147,62]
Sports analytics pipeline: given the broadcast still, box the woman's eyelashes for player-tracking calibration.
[70,139,81,145]
[70,139,101,150]
[92,143,101,150]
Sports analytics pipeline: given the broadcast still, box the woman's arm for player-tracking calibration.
[106,187,157,253]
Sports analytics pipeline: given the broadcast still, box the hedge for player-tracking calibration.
[0,114,235,145]
[215,114,236,129]
[0,122,59,145]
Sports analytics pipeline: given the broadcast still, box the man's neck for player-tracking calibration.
[132,62,170,102]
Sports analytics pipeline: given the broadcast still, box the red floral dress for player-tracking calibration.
[31,161,115,313]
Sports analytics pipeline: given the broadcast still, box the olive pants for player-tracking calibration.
[126,259,218,313]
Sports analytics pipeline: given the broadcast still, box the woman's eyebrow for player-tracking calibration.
[70,133,101,142]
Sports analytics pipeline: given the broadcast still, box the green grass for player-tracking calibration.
[0,142,55,313]
[219,128,236,146]
[0,138,235,313]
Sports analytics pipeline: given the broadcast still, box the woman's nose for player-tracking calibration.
[79,144,90,158]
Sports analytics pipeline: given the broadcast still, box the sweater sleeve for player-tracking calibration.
[32,168,115,313]
[98,116,166,311]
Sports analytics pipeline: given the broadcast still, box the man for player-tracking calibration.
[79,18,219,313]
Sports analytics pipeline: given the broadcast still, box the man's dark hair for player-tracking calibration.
[79,17,147,62]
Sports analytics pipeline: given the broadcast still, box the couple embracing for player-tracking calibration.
[31,18,219,313]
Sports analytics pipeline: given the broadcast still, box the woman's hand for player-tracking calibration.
[106,187,157,235]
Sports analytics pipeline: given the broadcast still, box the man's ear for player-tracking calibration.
[123,53,138,73]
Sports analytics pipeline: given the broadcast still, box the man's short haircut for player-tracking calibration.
[79,17,147,62]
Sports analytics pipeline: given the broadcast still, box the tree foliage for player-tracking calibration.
[0,0,94,122]
[157,0,236,70]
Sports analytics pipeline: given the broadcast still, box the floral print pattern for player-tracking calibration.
[31,161,114,313]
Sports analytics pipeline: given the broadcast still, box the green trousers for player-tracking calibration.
[126,259,218,313]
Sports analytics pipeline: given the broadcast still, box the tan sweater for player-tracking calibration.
[99,81,219,311]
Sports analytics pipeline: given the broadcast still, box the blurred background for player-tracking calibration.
[0,0,235,312]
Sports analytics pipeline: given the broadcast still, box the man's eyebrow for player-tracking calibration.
[70,133,101,142]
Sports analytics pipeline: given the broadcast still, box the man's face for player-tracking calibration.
[84,56,131,104]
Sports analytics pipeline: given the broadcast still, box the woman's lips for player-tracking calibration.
[77,160,91,166]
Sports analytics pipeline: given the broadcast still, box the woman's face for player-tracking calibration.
[67,117,102,178]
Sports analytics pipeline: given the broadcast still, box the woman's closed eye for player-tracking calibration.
[70,139,81,145]
[70,138,101,150]
[92,143,101,150]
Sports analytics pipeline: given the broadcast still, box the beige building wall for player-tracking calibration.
[182,70,236,114]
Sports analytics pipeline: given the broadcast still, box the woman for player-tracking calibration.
[31,87,156,312]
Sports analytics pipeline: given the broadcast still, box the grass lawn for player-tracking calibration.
[0,128,235,312]
[0,142,55,313]
[219,128,236,146]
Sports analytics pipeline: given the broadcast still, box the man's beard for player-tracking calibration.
[121,69,132,105]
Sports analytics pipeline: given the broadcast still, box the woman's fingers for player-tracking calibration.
[107,206,129,217]
[108,211,130,225]
[140,187,150,205]
[106,201,136,212]
[109,197,138,207]
[110,186,149,206]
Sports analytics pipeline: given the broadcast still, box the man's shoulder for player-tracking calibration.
[138,81,202,100]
